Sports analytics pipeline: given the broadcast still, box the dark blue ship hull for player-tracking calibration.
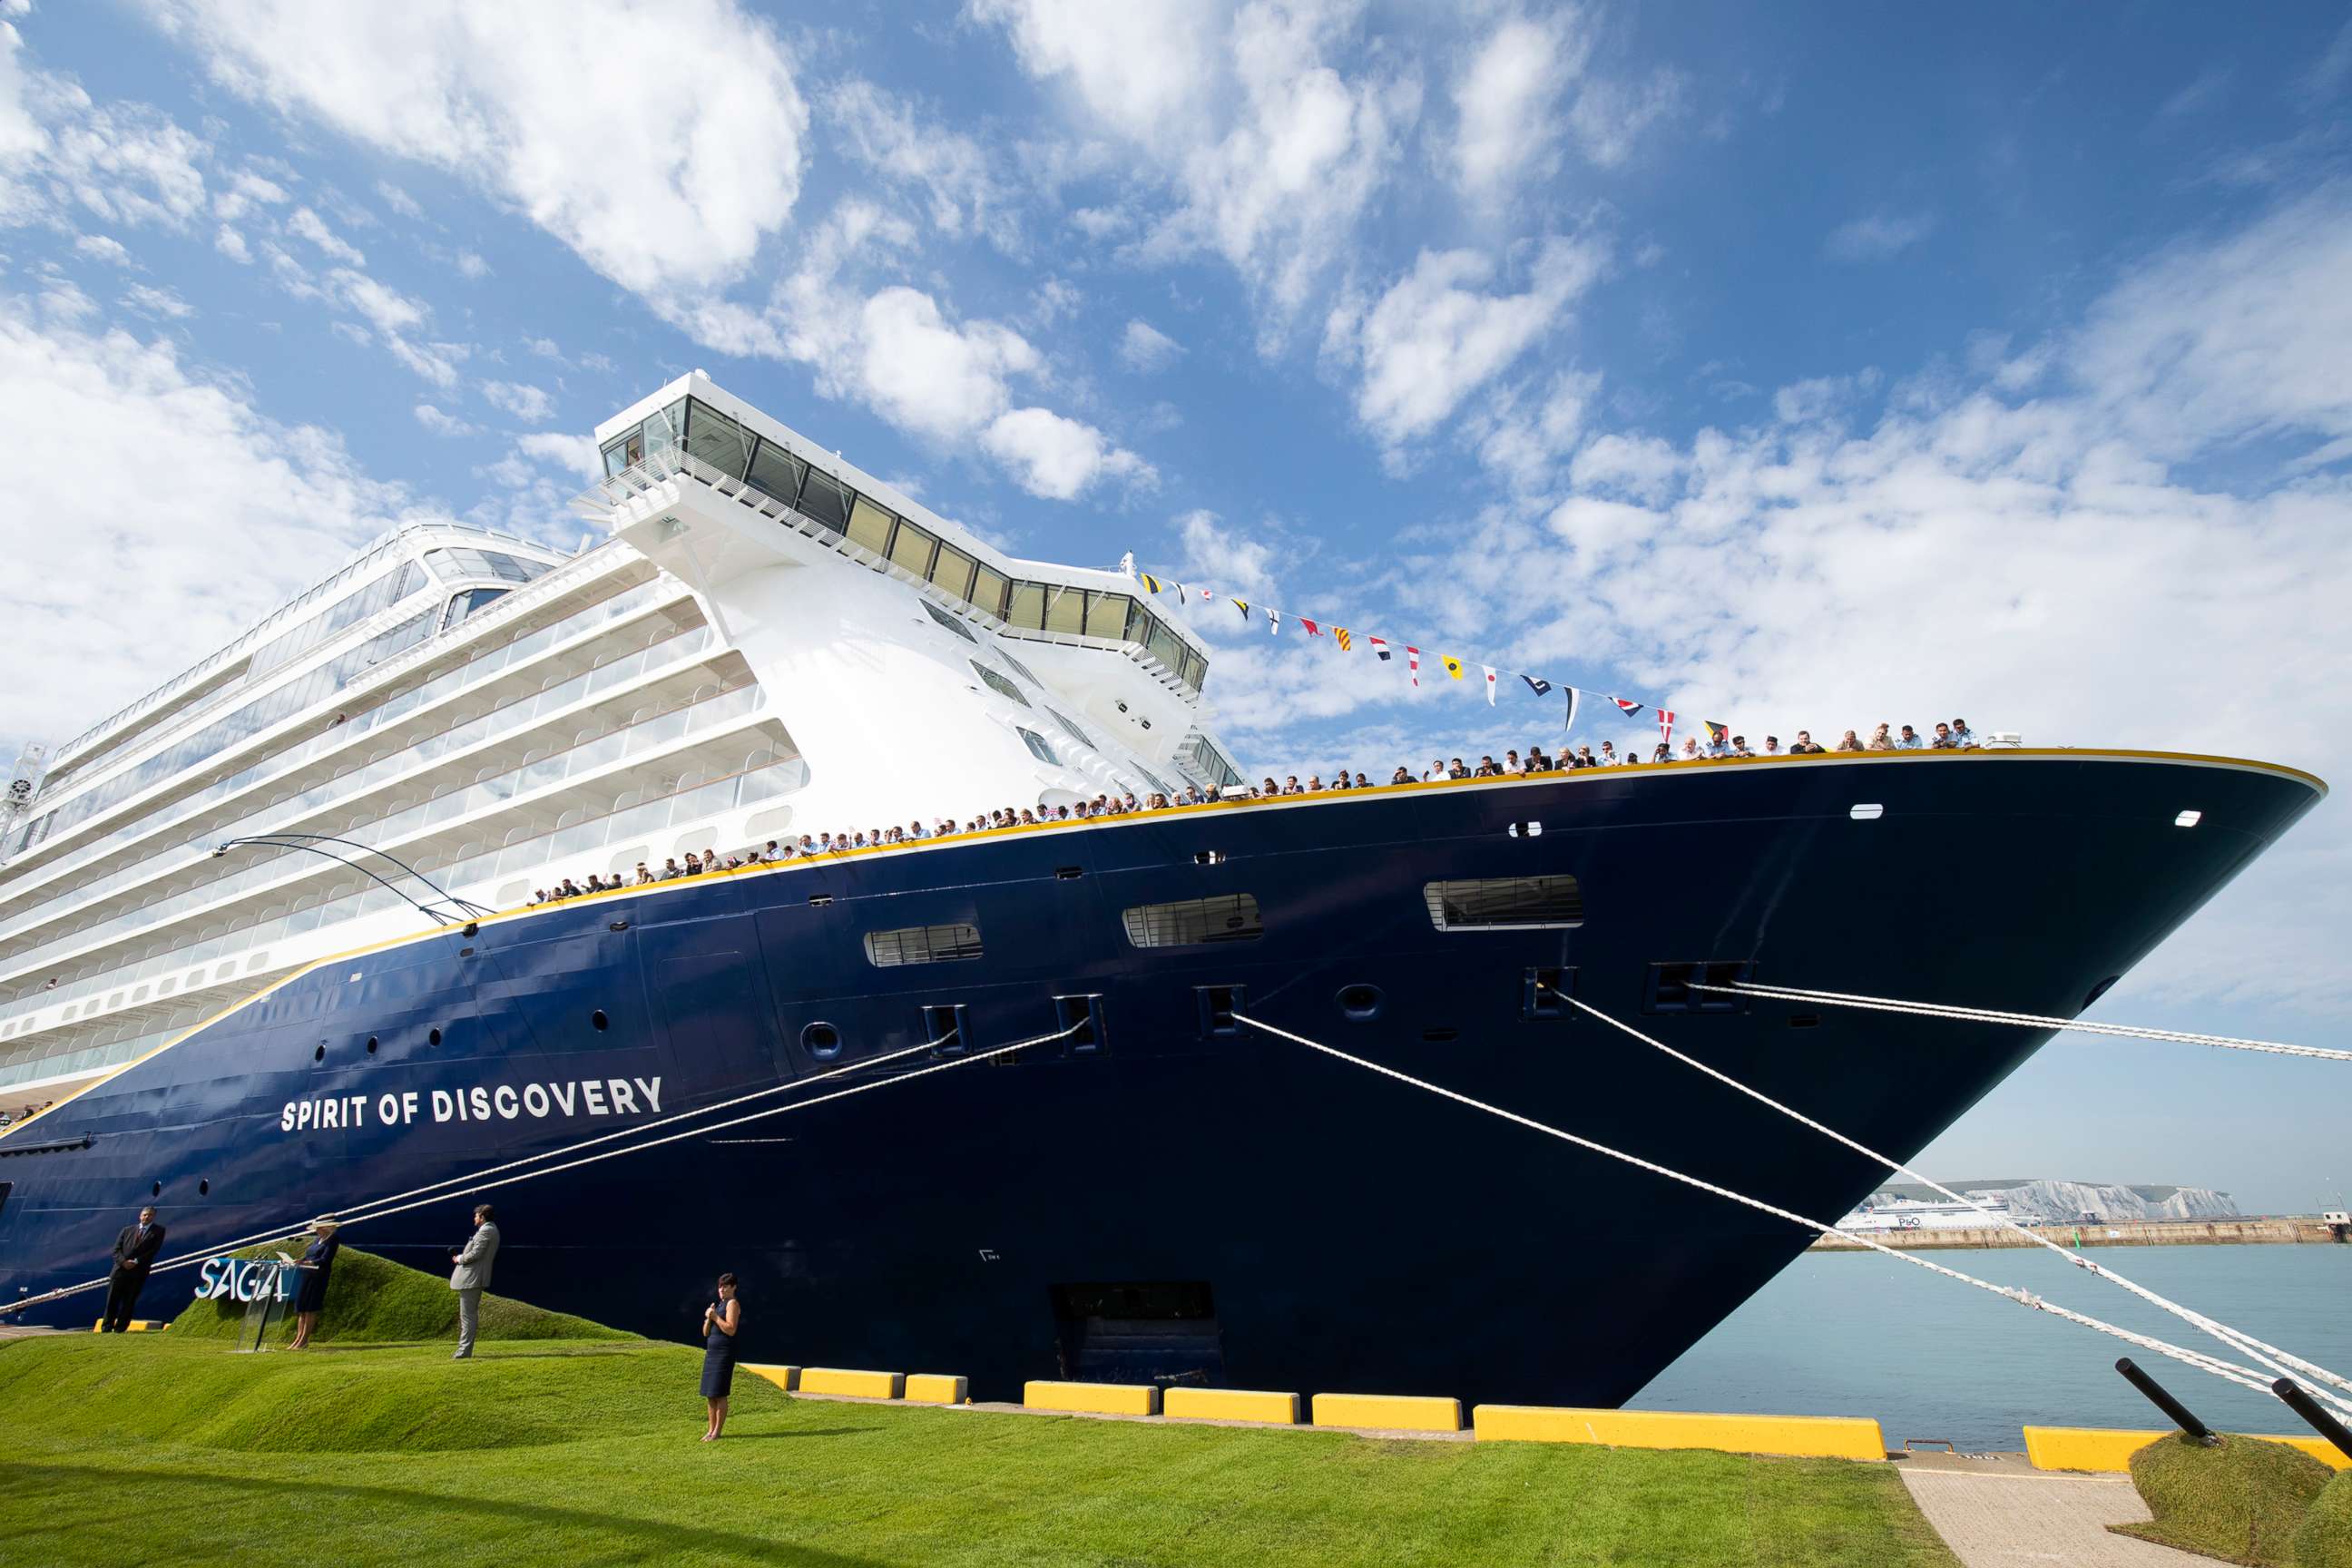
[0,750,2324,1407]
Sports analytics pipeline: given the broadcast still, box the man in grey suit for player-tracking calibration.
[448,1203,500,1359]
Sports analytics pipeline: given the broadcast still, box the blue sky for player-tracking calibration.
[0,2,2347,1209]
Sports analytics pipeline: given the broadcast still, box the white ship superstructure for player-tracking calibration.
[0,372,1241,1109]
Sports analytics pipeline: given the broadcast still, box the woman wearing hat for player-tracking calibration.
[288,1216,341,1349]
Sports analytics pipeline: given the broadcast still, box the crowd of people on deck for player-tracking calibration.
[0,1098,55,1127]
[520,717,1980,906]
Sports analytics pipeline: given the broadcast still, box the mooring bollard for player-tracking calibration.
[2115,1357,2218,1446]
[2271,1377,2352,1463]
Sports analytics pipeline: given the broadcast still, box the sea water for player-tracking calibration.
[1631,1242,2352,1451]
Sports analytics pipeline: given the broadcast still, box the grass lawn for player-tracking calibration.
[0,1335,1956,1568]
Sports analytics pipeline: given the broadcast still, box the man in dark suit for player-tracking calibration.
[103,1206,165,1332]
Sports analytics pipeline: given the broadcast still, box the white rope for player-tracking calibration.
[1690,981,2352,1063]
[1565,996,2352,1416]
[5,1019,1080,1319]
[1234,1012,2298,1407]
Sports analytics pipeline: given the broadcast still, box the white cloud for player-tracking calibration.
[0,303,445,751]
[144,0,809,295]
[212,223,249,262]
[120,281,192,318]
[1452,14,1583,201]
[854,285,1039,443]
[73,232,130,265]
[822,77,1016,250]
[0,22,44,162]
[375,179,425,221]
[287,204,364,265]
[1823,209,1937,262]
[1340,233,1611,447]
[1562,64,1685,168]
[513,431,599,482]
[980,407,1152,500]
[453,248,488,279]
[1119,318,1182,373]
[0,31,210,231]
[970,0,1220,145]
[1465,367,1601,491]
[479,377,554,424]
[413,402,478,436]
[1565,430,1680,502]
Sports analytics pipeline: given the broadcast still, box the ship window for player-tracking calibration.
[683,398,753,479]
[922,599,978,643]
[971,661,1031,707]
[970,564,1009,619]
[1044,585,1086,636]
[995,646,1042,686]
[797,468,853,532]
[745,438,807,506]
[928,544,977,600]
[1083,592,1134,640]
[863,923,985,967]
[887,520,938,577]
[1423,876,1585,931]
[847,496,897,556]
[1005,580,1046,630]
[1048,708,1095,750]
[1016,727,1058,765]
[1123,894,1263,948]
[801,1021,841,1059]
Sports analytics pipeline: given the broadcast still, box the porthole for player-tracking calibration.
[199,1179,211,1196]
[428,1027,444,1046]
[802,1021,842,1060]
[152,1181,162,1197]
[1849,803,1885,820]
[1336,984,1384,1022]
[2174,808,2201,828]
[591,1009,610,1032]
[312,1044,325,1063]
[366,1035,378,1054]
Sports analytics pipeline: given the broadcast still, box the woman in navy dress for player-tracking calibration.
[701,1272,741,1441]
[288,1216,340,1350]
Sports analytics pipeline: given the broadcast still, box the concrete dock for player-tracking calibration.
[1812,1215,2347,1250]
[1896,1451,2210,1565]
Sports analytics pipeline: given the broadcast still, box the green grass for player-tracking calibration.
[0,1335,1957,1568]
[2297,1469,2352,1568]
[2112,1431,2334,1566]
[171,1245,630,1347]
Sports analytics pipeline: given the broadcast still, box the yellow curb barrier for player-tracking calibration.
[798,1367,903,1400]
[2024,1425,2351,1473]
[904,1374,967,1406]
[1311,1393,1462,1433]
[90,1321,162,1332]
[1025,1379,1160,1416]
[741,1364,799,1392]
[1162,1387,1300,1426]
[1475,1405,1885,1462]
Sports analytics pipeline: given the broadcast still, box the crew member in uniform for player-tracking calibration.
[103,1206,165,1333]
[447,1204,500,1359]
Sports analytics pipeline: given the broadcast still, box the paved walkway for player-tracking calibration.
[1898,1455,2206,1567]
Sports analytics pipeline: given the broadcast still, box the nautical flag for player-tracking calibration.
[1370,636,1390,661]
[1267,609,1280,635]
[1233,599,1251,622]
[1174,583,1189,603]
[1564,687,1582,733]
[1406,646,1421,686]
[1301,617,1321,637]
[1657,709,1676,744]
[1523,675,1554,697]
[1704,720,1729,746]
[1612,696,1644,720]
[1200,586,1214,602]
[1140,573,1162,594]
[1482,665,1497,704]
[1334,627,1353,651]
[1441,655,1465,681]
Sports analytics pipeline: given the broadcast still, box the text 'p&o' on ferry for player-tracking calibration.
[0,371,2324,1406]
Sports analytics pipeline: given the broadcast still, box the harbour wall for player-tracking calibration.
[1809,1216,2348,1251]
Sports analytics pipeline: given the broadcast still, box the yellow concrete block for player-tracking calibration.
[1024,1379,1160,1416]
[1311,1393,1462,1433]
[1163,1387,1301,1426]
[90,1320,161,1333]
[1475,1405,1885,1462]
[904,1374,967,1406]
[798,1367,903,1400]
[741,1363,799,1392]
[2024,1426,2350,1473]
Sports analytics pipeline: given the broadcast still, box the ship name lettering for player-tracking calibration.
[279,1078,660,1136]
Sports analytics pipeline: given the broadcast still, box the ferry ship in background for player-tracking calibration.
[0,373,2326,1407]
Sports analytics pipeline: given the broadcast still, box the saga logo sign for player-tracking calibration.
[193,1256,291,1304]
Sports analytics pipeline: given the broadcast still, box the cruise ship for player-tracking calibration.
[0,372,2326,1407]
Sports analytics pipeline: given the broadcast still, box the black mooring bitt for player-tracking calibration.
[2115,1357,2218,1446]
[2272,1377,2352,1464]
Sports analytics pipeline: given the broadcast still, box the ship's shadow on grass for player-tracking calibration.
[5,1461,885,1566]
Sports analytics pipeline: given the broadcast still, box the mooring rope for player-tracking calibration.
[1235,1012,2326,1411]
[1689,980,2351,1063]
[4,1018,1082,1319]
[1564,997,2352,1412]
